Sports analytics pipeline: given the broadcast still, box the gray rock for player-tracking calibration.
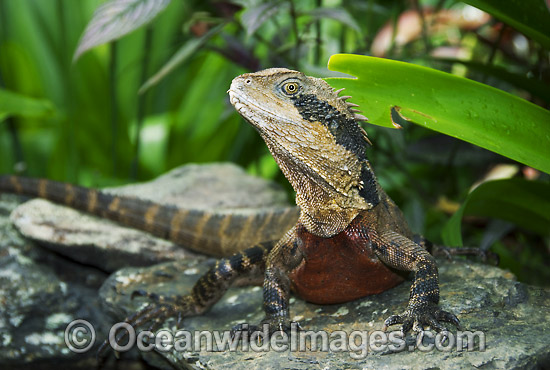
[9,163,295,272]
[0,194,110,368]
[4,164,549,369]
[99,257,550,370]
[0,163,297,369]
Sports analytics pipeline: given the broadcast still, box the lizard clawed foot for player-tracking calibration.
[96,292,192,364]
[432,245,499,265]
[382,303,459,335]
[231,318,302,340]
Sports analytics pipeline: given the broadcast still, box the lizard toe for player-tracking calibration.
[384,304,459,335]
[382,314,403,330]
[97,296,194,364]
[435,309,460,326]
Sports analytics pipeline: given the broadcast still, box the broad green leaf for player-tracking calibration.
[73,0,171,61]
[0,88,54,120]
[325,54,550,174]
[139,24,224,94]
[441,179,550,246]
[461,0,550,49]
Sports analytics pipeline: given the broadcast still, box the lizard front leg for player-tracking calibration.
[261,227,304,333]
[372,230,459,334]
[99,244,271,359]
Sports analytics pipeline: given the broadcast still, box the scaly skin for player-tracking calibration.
[1,68,463,357]
[228,68,458,333]
[0,175,298,257]
[102,68,460,344]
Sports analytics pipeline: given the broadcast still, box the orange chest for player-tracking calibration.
[288,217,403,304]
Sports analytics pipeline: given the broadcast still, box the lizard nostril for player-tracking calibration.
[245,79,251,84]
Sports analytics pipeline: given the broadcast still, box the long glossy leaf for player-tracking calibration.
[303,8,361,32]
[139,24,224,94]
[240,0,284,37]
[325,54,550,174]
[441,179,550,246]
[73,0,171,61]
[0,89,54,120]
[461,0,550,49]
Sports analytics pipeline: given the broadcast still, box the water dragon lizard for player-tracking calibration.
[0,68,465,348]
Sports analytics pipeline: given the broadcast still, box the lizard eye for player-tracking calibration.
[282,82,300,96]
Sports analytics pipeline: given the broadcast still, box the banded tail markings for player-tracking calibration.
[192,212,213,252]
[0,175,299,257]
[64,183,76,206]
[235,214,255,253]
[108,197,121,212]
[216,213,233,249]
[9,176,23,194]
[87,190,98,213]
[252,211,274,247]
[38,179,48,198]
[169,209,190,243]
[143,204,161,233]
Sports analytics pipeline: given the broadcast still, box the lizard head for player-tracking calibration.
[228,68,379,236]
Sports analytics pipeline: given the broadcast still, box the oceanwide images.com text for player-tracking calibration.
[65,319,485,359]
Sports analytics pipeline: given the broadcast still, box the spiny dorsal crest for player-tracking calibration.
[333,87,372,146]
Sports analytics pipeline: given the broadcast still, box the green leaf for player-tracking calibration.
[433,58,550,103]
[302,8,361,33]
[325,54,550,174]
[73,0,171,61]
[240,0,284,37]
[0,88,54,120]
[441,179,550,246]
[461,0,550,49]
[139,24,224,94]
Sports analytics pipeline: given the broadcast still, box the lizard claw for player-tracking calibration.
[97,294,192,364]
[260,317,302,336]
[383,303,459,334]
[230,318,301,341]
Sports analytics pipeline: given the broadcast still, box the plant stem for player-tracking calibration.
[487,24,506,65]
[131,26,154,180]
[288,0,301,69]
[109,41,119,176]
[314,0,322,65]
[481,23,506,84]
[412,0,431,54]
[0,3,25,174]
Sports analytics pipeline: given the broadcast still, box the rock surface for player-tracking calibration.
[0,163,295,369]
[9,163,296,271]
[99,257,550,370]
[2,164,549,369]
[0,194,111,368]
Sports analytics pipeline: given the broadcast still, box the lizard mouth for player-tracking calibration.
[228,89,265,120]
[228,89,302,132]
[228,89,260,129]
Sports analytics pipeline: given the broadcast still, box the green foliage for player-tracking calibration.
[73,0,172,61]
[442,179,550,246]
[325,54,550,173]
[461,0,550,48]
[139,24,224,94]
[0,89,55,120]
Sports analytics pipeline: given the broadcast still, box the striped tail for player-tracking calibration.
[0,175,299,257]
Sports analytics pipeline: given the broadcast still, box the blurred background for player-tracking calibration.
[0,0,548,285]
